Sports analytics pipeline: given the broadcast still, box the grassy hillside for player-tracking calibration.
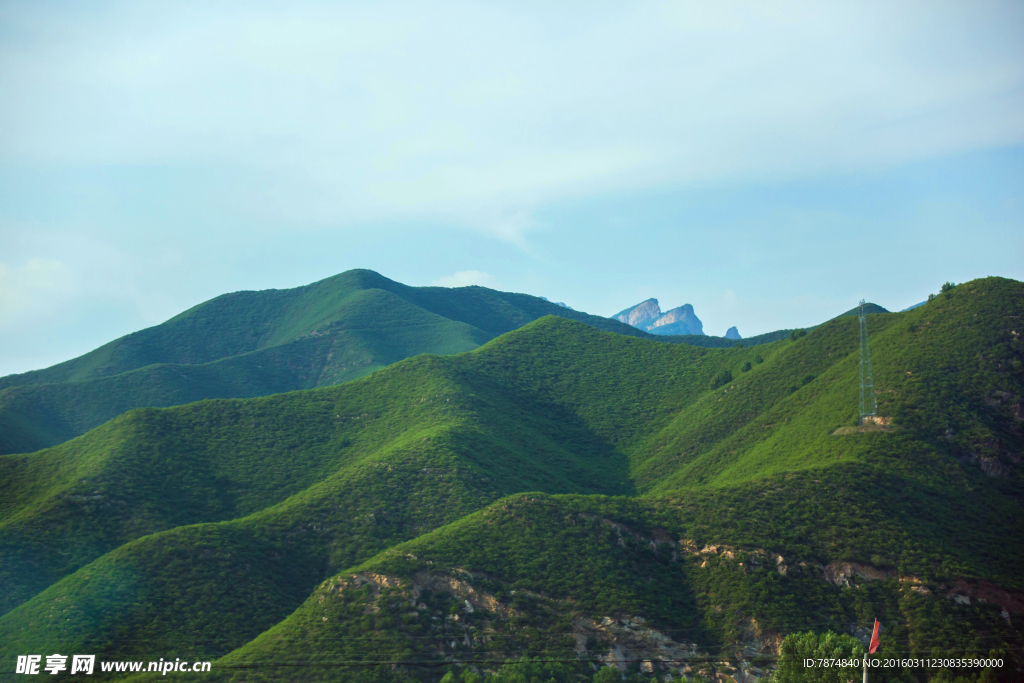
[209,490,1019,682]
[0,270,655,455]
[0,269,880,456]
[0,343,643,616]
[0,277,1021,682]
[0,269,878,456]
[1,269,663,391]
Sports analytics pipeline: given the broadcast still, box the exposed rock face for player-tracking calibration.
[613,300,705,336]
[947,579,1024,618]
[823,561,895,587]
[322,518,1023,682]
[614,299,662,328]
[952,399,1022,478]
[725,326,742,340]
[648,304,704,336]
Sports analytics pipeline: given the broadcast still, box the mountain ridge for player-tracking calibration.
[0,272,883,456]
[0,271,653,455]
[1,277,1021,682]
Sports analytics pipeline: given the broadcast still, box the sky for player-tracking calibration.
[1,0,1023,376]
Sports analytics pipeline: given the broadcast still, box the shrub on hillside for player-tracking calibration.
[773,631,865,683]
[471,658,583,682]
[592,668,621,683]
[710,369,733,390]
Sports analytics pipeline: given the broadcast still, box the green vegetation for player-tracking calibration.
[661,328,794,349]
[710,369,734,389]
[0,270,882,455]
[0,277,1020,683]
[0,270,653,455]
[773,631,865,683]
[203,489,1019,682]
[834,303,889,319]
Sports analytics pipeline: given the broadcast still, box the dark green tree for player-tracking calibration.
[481,658,581,682]
[710,369,733,389]
[592,667,622,683]
[772,631,865,683]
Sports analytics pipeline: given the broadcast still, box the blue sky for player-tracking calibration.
[1,0,1023,376]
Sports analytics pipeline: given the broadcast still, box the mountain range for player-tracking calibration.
[0,270,653,456]
[0,272,840,457]
[1,275,1021,682]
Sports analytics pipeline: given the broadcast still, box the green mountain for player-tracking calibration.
[0,269,860,457]
[1,277,1021,682]
[0,270,659,455]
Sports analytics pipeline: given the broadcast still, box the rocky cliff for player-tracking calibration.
[614,299,705,336]
[647,304,704,336]
[613,298,663,328]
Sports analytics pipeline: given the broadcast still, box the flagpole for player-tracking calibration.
[864,618,880,683]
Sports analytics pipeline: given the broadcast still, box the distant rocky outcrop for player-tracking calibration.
[725,326,741,340]
[613,299,704,336]
[614,299,663,329]
[648,304,703,336]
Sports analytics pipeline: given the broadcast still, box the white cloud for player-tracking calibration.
[0,1,1021,248]
[431,270,500,288]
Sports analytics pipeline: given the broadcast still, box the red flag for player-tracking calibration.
[868,619,881,654]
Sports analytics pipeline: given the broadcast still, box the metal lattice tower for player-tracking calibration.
[858,300,877,425]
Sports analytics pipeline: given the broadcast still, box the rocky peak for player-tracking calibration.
[614,299,662,329]
[648,304,703,336]
[612,299,705,336]
[725,326,741,340]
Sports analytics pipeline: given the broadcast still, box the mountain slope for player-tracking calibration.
[0,270,651,455]
[210,488,1020,683]
[201,279,1023,681]
[1,277,1021,682]
[0,341,644,616]
[0,270,853,456]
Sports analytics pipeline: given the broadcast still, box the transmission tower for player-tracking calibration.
[858,300,877,425]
